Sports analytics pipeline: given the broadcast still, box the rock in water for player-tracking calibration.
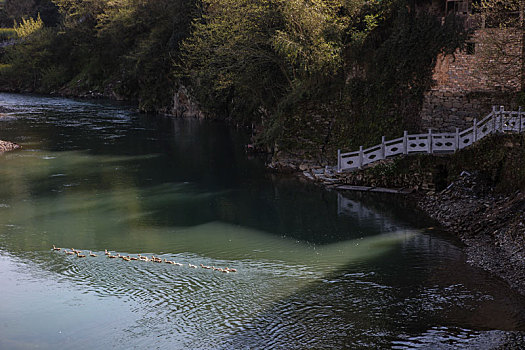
[0,140,21,154]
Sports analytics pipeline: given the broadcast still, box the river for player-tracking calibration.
[0,93,524,349]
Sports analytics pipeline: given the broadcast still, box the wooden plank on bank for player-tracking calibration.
[336,185,373,191]
[336,185,413,194]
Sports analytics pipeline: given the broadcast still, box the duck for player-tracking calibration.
[226,267,237,273]
[173,262,183,266]
[108,254,117,259]
[188,264,198,268]
[89,251,97,257]
[104,249,110,255]
[71,248,80,254]
[130,256,139,261]
[77,252,86,258]
[122,256,131,262]
[52,245,61,251]
[200,264,212,270]
[65,250,75,255]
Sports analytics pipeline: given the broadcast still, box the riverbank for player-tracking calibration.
[417,171,525,294]
[269,133,525,295]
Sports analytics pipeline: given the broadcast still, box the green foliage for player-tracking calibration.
[0,63,11,72]
[272,0,349,76]
[1,0,59,26]
[476,0,523,28]
[0,0,470,159]
[14,13,43,37]
[516,91,525,106]
[181,0,286,120]
[0,27,16,40]
[0,26,57,90]
[1,0,195,111]
[181,0,357,127]
[96,0,197,111]
[40,64,69,90]
[337,8,468,150]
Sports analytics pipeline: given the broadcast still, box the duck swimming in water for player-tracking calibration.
[76,252,86,258]
[89,251,97,257]
[65,250,75,255]
[105,249,110,255]
[52,245,61,251]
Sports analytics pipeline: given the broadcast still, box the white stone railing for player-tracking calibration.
[337,106,525,172]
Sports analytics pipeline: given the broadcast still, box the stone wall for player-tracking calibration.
[421,28,523,131]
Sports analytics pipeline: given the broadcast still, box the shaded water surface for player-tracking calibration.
[0,93,524,349]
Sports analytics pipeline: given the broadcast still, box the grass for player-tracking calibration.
[0,28,17,40]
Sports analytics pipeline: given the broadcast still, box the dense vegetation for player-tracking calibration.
[0,0,469,157]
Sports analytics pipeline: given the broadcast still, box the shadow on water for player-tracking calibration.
[220,232,525,349]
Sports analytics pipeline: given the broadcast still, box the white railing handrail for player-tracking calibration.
[337,105,524,172]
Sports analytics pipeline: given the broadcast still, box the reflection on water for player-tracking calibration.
[0,93,524,349]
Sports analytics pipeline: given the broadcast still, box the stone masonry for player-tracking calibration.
[421,28,523,131]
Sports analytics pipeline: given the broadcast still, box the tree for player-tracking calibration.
[475,0,525,91]
[181,0,357,125]
[4,0,36,22]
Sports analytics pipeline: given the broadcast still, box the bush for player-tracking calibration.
[40,65,69,91]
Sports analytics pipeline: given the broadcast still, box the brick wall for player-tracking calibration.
[421,28,523,131]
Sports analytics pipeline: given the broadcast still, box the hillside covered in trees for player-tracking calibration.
[0,0,471,157]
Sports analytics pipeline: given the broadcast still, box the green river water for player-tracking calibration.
[0,93,524,349]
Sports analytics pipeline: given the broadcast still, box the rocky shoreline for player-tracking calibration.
[268,155,525,296]
[417,171,525,295]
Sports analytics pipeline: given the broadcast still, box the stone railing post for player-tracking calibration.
[500,105,505,131]
[381,136,386,160]
[473,118,478,142]
[428,129,432,153]
[337,149,341,172]
[519,106,522,133]
[492,105,497,133]
[455,127,460,151]
[403,131,408,155]
[358,146,363,170]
